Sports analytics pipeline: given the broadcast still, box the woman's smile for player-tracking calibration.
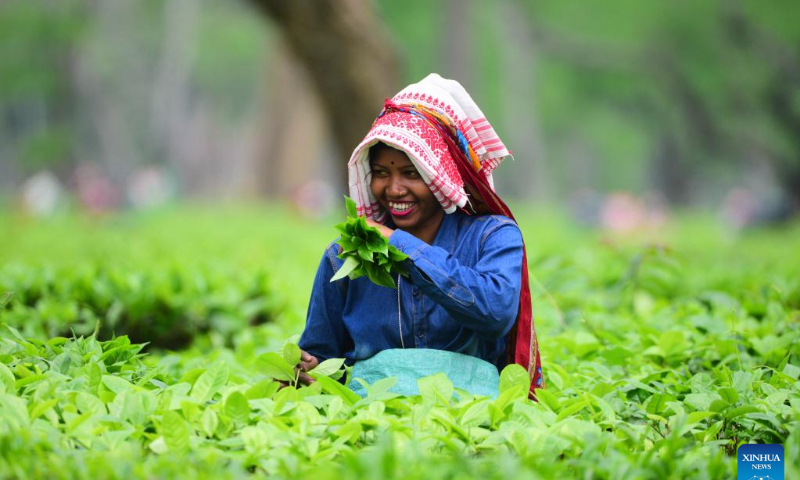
[388,201,416,216]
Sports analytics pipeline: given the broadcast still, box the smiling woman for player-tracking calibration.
[368,143,444,245]
[298,74,543,398]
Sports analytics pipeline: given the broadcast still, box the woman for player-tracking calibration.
[298,74,543,397]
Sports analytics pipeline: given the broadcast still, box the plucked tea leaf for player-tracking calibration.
[334,222,349,236]
[388,246,408,262]
[332,197,409,288]
[345,196,358,218]
[338,236,358,252]
[368,238,389,256]
[353,217,367,237]
[357,248,374,263]
[330,256,359,283]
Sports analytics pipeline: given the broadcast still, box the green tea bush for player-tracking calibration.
[0,263,279,349]
[0,208,798,479]
[1,322,797,480]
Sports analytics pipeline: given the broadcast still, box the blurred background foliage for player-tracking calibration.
[1,0,799,224]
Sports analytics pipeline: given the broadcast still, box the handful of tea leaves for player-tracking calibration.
[330,196,409,288]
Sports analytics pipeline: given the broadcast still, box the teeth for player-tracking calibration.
[389,202,413,212]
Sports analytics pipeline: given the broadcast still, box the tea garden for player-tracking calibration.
[0,206,798,479]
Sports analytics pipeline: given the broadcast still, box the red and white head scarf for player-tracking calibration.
[346,74,544,397]
[348,73,512,222]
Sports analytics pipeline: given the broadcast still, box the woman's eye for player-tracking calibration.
[373,170,388,178]
[405,171,420,179]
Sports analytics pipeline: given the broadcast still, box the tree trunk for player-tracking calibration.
[249,39,333,199]
[650,133,690,204]
[248,0,401,172]
[497,0,549,201]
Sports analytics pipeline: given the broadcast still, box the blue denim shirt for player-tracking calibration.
[298,211,524,370]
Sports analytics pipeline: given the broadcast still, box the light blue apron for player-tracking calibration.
[349,348,500,398]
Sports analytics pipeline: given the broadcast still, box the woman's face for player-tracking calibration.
[370,146,444,243]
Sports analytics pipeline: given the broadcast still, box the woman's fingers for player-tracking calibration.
[297,371,316,385]
[274,350,320,388]
[298,350,319,372]
[365,218,394,238]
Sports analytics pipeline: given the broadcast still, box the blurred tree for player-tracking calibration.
[0,0,86,187]
[519,0,800,212]
[0,0,270,200]
[248,0,401,167]
[2,0,798,212]
[721,1,800,212]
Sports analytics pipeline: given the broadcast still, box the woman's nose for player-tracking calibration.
[387,176,407,196]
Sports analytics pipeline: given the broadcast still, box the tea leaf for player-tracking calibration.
[283,342,302,367]
[190,363,229,403]
[718,387,739,405]
[308,358,346,378]
[201,408,218,438]
[345,196,358,218]
[330,257,359,283]
[646,393,676,415]
[418,373,453,405]
[0,363,15,394]
[162,411,190,454]
[224,391,250,424]
[257,352,295,382]
[499,363,531,394]
[725,405,761,420]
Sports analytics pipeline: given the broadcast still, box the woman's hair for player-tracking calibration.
[367,141,396,164]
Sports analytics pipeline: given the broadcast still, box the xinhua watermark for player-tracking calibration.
[738,444,784,480]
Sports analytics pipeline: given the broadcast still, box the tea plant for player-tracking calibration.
[0,263,280,349]
[0,208,798,479]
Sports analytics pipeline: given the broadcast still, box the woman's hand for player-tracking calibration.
[296,350,319,386]
[366,218,394,239]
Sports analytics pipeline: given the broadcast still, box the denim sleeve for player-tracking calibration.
[389,221,523,338]
[298,245,354,363]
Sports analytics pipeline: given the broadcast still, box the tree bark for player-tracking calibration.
[248,0,401,167]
